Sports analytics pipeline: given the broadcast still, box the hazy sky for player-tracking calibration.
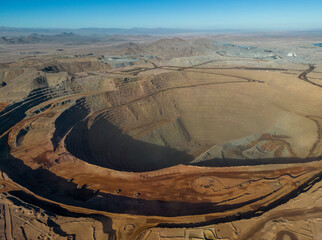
[1,0,321,30]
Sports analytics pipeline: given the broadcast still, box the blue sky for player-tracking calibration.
[0,0,321,30]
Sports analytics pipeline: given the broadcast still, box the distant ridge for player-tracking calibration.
[0,26,259,37]
[0,32,102,44]
[0,26,321,39]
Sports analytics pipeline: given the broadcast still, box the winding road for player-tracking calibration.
[298,64,321,87]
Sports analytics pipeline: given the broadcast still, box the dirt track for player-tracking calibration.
[298,64,321,87]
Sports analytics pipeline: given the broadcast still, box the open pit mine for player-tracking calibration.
[0,35,321,240]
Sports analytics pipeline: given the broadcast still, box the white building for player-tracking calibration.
[287,52,297,57]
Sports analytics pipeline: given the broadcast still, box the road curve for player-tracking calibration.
[298,64,321,87]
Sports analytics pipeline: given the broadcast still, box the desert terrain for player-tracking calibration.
[0,29,321,239]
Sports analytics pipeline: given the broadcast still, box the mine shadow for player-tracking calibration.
[64,116,194,172]
[51,97,89,151]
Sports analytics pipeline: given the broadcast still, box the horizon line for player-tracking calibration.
[1,26,322,32]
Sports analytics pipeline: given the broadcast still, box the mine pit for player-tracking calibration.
[60,70,321,172]
[0,35,321,240]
